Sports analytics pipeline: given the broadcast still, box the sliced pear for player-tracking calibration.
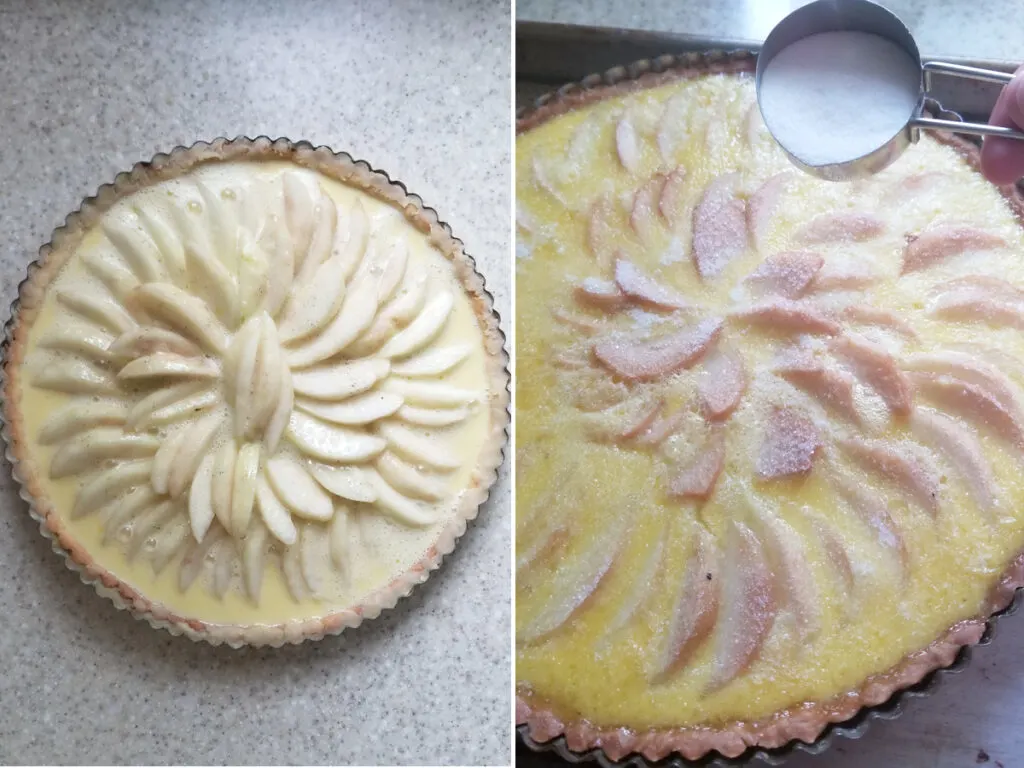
[126,381,211,430]
[377,292,454,359]
[276,251,349,343]
[134,204,186,281]
[242,522,269,603]
[313,465,377,503]
[101,487,160,545]
[126,500,178,561]
[839,436,941,514]
[51,430,159,479]
[299,525,323,596]
[367,472,435,526]
[376,240,409,303]
[296,391,403,425]
[256,474,297,546]
[599,532,664,648]
[188,450,217,542]
[236,234,269,319]
[109,327,201,360]
[391,345,472,378]
[213,539,235,598]
[167,412,223,498]
[219,314,251,392]
[250,314,284,430]
[41,327,114,363]
[264,370,293,453]
[211,440,236,532]
[244,176,276,239]
[230,317,262,436]
[283,172,316,266]
[151,429,188,495]
[329,504,350,572]
[39,401,127,444]
[179,527,224,590]
[291,358,389,400]
[752,504,820,640]
[129,283,229,353]
[920,358,1024,418]
[395,405,470,427]
[195,180,239,267]
[185,236,239,328]
[231,442,261,536]
[142,388,219,430]
[281,536,308,601]
[285,273,380,367]
[911,407,996,511]
[293,196,337,285]
[706,521,777,692]
[118,353,219,382]
[262,215,296,317]
[265,455,333,521]
[616,115,641,171]
[72,460,153,519]
[334,198,369,283]
[82,250,139,300]
[651,526,719,681]
[34,359,116,395]
[377,422,460,470]
[383,378,481,408]
[375,453,448,501]
[149,519,191,574]
[518,507,629,644]
[287,411,386,462]
[102,216,165,283]
[348,268,429,355]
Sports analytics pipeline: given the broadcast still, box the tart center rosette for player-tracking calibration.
[24,165,486,605]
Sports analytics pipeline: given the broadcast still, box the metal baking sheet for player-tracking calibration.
[516,21,1016,122]
[515,18,1023,768]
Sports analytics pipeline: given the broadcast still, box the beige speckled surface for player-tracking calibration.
[0,1,510,765]
[515,2,1024,767]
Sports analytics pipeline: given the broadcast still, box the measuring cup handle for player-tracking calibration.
[916,62,1022,141]
[922,60,1015,85]
[911,116,1024,141]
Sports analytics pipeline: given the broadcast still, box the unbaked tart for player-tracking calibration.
[515,55,1024,759]
[3,138,508,646]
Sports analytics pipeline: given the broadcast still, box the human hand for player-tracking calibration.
[981,64,1024,186]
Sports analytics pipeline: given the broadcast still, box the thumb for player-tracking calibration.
[980,64,1024,186]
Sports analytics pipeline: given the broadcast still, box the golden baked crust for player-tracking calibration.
[515,53,1024,760]
[2,136,509,647]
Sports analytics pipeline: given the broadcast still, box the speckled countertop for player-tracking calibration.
[516,2,1024,768]
[0,1,510,765]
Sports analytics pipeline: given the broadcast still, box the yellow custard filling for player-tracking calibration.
[516,73,1024,728]
[17,160,492,625]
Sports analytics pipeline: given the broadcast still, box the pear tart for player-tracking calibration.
[3,138,508,646]
[516,56,1024,760]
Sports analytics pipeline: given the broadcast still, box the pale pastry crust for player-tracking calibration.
[2,136,509,647]
[515,52,1024,761]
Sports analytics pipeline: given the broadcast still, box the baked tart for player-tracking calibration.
[515,54,1024,760]
[2,137,508,647]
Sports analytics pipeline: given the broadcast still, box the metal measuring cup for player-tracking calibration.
[754,0,1024,181]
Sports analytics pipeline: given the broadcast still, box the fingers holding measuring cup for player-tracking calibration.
[981,64,1024,185]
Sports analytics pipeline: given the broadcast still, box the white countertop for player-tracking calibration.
[516,2,1024,767]
[0,1,510,764]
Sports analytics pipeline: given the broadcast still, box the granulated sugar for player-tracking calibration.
[759,31,921,167]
